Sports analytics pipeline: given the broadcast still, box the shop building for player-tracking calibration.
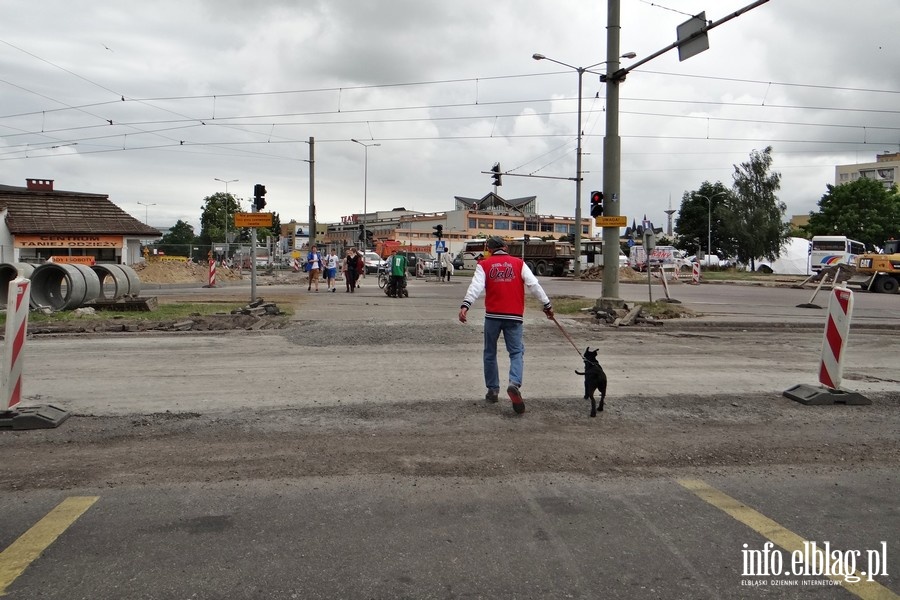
[0,179,161,265]
[323,193,589,256]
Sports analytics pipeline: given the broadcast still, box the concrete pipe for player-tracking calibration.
[30,264,85,310]
[30,263,100,310]
[91,264,130,300]
[114,264,142,296]
[0,263,35,306]
[71,264,101,305]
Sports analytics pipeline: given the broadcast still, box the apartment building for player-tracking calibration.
[835,152,900,189]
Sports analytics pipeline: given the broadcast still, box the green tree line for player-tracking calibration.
[674,147,900,266]
[148,192,281,258]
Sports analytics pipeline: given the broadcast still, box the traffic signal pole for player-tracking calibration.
[250,213,258,303]
[250,184,267,304]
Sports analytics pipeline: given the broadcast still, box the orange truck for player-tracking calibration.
[374,240,433,259]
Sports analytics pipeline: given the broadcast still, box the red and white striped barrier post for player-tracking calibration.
[0,276,71,429]
[206,258,217,288]
[783,285,870,405]
[691,262,701,285]
[1,278,30,412]
[819,286,854,390]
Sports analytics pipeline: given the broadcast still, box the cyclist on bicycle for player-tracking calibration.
[386,250,408,298]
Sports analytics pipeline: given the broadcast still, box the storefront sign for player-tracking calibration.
[15,235,123,248]
[49,256,96,265]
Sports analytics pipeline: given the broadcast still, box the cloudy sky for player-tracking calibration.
[2,0,898,235]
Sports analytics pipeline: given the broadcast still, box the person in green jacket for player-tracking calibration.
[386,250,408,298]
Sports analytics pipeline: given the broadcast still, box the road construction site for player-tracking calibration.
[1,274,897,599]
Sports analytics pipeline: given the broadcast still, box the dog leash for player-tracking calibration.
[550,315,583,357]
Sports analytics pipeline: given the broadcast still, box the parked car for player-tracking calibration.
[363,251,386,274]
[452,253,465,271]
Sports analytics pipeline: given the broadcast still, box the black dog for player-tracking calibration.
[575,347,607,417]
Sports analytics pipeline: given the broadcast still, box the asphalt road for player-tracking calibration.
[1,277,897,599]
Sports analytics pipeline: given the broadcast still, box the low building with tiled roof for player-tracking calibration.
[454,192,537,215]
[0,179,161,265]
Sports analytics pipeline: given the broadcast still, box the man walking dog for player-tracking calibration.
[458,236,553,414]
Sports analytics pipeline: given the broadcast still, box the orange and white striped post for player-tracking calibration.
[2,278,31,412]
[691,262,701,285]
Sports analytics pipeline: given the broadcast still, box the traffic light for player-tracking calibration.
[490,162,502,187]
[253,184,267,211]
[433,224,443,239]
[365,230,373,247]
[590,190,604,218]
[358,223,365,242]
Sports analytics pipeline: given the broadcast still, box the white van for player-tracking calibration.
[630,245,690,272]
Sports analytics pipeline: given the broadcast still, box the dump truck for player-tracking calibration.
[853,238,900,294]
[459,239,574,276]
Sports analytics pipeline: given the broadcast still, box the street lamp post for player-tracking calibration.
[694,191,726,265]
[532,51,635,278]
[351,139,380,250]
[214,178,238,253]
[137,201,156,225]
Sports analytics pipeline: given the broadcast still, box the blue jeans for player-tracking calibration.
[483,318,524,392]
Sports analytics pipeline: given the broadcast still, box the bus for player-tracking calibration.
[810,236,866,272]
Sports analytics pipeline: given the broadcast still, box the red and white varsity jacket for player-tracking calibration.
[460,251,552,322]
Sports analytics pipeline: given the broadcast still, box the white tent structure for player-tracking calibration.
[754,237,811,275]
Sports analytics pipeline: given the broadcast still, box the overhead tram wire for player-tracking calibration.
[3,46,898,163]
[5,93,899,146]
[4,63,898,125]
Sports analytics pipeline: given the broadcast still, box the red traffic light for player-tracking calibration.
[590,191,604,218]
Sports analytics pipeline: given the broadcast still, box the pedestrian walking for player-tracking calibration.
[324,248,339,292]
[440,251,454,282]
[341,250,350,292]
[346,247,362,293]
[306,245,322,292]
[458,236,553,414]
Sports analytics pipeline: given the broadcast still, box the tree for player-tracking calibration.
[265,212,282,246]
[719,146,790,270]
[198,192,241,247]
[804,178,900,248]
[674,181,732,257]
[154,220,196,257]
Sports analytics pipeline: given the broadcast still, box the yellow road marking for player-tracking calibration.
[0,496,99,595]
[678,479,898,600]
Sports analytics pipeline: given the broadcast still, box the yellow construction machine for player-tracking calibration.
[853,238,900,293]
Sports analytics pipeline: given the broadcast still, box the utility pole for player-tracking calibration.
[600,0,624,307]
[597,0,770,307]
[308,136,316,247]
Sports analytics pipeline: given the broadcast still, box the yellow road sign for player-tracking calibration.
[595,215,627,227]
[234,212,273,227]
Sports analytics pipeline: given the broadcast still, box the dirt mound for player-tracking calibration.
[578,265,645,281]
[132,260,243,284]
